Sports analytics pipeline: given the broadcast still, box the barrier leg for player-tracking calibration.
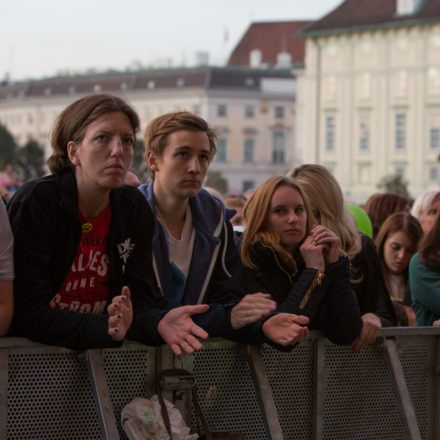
[312,338,325,440]
[0,350,7,439]
[434,336,440,440]
[247,345,284,440]
[383,338,422,440]
[86,349,120,440]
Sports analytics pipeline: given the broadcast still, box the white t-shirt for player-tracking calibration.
[0,200,14,280]
[157,206,195,303]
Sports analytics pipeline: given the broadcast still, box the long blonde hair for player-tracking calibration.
[241,176,315,270]
[289,164,361,259]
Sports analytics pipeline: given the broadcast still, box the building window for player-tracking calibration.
[429,166,439,182]
[243,138,254,163]
[395,165,406,179]
[216,138,227,162]
[217,104,227,117]
[395,113,406,150]
[244,105,255,118]
[325,115,335,151]
[359,115,370,151]
[430,128,440,149]
[274,106,285,119]
[272,132,285,164]
[242,180,255,193]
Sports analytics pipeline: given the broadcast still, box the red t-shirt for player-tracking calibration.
[50,206,111,314]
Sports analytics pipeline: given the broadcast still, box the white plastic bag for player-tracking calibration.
[121,395,198,440]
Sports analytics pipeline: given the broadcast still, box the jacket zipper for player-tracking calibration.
[299,271,325,310]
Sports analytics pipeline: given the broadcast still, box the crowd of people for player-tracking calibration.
[0,94,439,356]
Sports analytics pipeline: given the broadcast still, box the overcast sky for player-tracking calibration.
[0,0,342,81]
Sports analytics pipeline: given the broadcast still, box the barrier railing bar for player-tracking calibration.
[247,345,284,440]
[383,338,422,440]
[86,349,120,440]
[312,338,325,440]
[434,336,440,440]
[0,350,7,439]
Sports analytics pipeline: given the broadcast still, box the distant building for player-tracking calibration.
[228,21,313,69]
[298,0,440,201]
[0,66,296,193]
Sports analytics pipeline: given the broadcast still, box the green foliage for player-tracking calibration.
[0,123,17,168]
[377,174,410,198]
[15,139,46,181]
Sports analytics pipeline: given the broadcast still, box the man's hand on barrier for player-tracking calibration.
[351,312,381,352]
[158,304,209,356]
[262,313,309,346]
[433,319,440,327]
[231,293,277,329]
[108,286,133,341]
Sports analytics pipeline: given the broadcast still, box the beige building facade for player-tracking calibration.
[298,0,440,202]
[0,67,295,194]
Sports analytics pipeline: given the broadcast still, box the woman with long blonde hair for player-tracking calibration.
[241,176,362,345]
[290,164,397,351]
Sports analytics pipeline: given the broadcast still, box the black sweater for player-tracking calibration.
[241,243,363,345]
[7,171,169,350]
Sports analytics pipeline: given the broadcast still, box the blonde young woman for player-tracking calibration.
[290,165,397,352]
[241,176,362,345]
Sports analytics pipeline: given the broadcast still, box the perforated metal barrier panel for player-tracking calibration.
[189,345,268,439]
[262,343,314,440]
[2,330,439,440]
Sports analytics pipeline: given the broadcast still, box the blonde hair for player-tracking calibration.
[289,164,361,259]
[241,176,315,270]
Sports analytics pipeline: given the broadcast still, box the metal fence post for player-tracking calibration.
[86,349,120,440]
[247,345,284,440]
[383,337,422,440]
[0,349,7,439]
[312,337,325,440]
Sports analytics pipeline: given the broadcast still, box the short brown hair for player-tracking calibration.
[144,111,217,179]
[48,94,140,173]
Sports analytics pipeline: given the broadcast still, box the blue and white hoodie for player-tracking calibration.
[138,183,243,339]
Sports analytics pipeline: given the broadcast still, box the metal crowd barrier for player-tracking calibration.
[0,328,439,440]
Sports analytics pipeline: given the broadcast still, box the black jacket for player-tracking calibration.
[241,243,363,345]
[7,171,169,350]
[351,234,397,326]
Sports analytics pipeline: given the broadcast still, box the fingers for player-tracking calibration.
[191,324,209,340]
[170,344,182,356]
[181,304,210,316]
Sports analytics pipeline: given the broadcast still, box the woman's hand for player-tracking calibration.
[231,293,277,329]
[300,235,325,272]
[310,225,341,265]
[107,286,133,341]
[262,313,309,346]
[158,304,209,355]
[351,312,381,352]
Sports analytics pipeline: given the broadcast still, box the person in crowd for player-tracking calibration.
[375,212,422,326]
[223,194,247,235]
[241,176,363,345]
[138,111,310,347]
[411,190,440,235]
[0,199,14,336]
[0,163,22,194]
[7,94,212,354]
[124,169,141,187]
[289,164,397,352]
[364,193,410,239]
[409,210,440,326]
[0,185,11,204]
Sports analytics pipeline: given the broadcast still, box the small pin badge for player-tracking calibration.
[82,223,93,233]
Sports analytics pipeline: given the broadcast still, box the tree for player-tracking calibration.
[0,123,17,168]
[15,139,46,181]
[205,171,228,195]
[377,174,410,198]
